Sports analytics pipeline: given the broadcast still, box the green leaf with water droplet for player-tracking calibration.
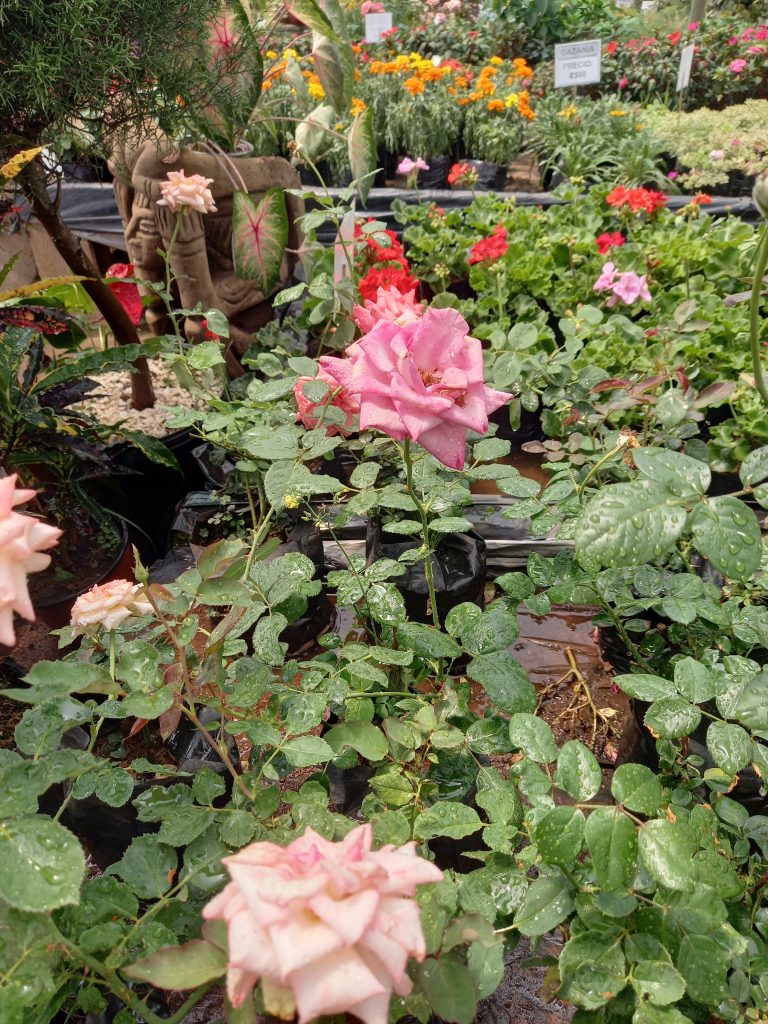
[705,721,752,776]
[638,820,696,892]
[575,481,686,569]
[739,445,768,486]
[634,447,710,496]
[554,740,602,801]
[534,807,585,865]
[585,808,637,890]
[508,713,557,763]
[468,654,536,715]
[644,698,701,739]
[690,496,761,582]
[613,673,676,701]
[514,871,575,936]
[611,764,661,815]
[0,816,85,911]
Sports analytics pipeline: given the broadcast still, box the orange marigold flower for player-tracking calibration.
[350,97,367,115]
[404,76,425,95]
[487,98,505,112]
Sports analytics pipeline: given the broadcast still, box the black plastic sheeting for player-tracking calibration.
[48,181,762,251]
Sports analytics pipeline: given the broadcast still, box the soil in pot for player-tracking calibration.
[28,509,131,631]
[366,521,486,625]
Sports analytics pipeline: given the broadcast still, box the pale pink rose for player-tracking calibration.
[294,364,359,436]
[710,149,725,160]
[443,0,462,11]
[70,579,153,635]
[203,824,443,1023]
[353,286,424,333]
[361,0,385,11]
[157,170,217,214]
[0,476,61,647]
[319,307,512,470]
[729,58,748,73]
[434,11,446,22]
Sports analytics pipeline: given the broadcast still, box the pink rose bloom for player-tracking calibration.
[70,579,153,636]
[755,27,768,41]
[361,1,385,12]
[319,307,512,470]
[687,21,699,30]
[434,12,446,23]
[443,0,462,11]
[729,59,748,73]
[0,476,61,647]
[353,286,424,333]
[710,149,725,160]
[728,36,739,45]
[203,824,442,1022]
[294,364,359,436]
[742,27,755,40]
[748,45,764,53]
[157,170,217,214]
[618,77,629,89]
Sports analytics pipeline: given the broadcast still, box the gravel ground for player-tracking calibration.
[74,357,204,437]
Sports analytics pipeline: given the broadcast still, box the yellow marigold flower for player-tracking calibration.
[505,92,519,108]
[609,109,628,116]
[283,47,298,60]
[266,50,277,59]
[489,56,503,65]
[559,104,577,119]
[404,76,425,95]
[350,97,367,115]
[308,80,326,100]
[487,98,505,112]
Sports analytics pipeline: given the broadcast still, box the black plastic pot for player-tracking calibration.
[366,520,486,625]
[489,404,545,445]
[466,159,507,191]
[299,160,332,187]
[416,156,451,190]
[95,428,207,562]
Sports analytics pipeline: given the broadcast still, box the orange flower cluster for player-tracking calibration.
[362,50,535,119]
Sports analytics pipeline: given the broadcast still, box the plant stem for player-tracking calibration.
[750,222,768,408]
[577,439,628,501]
[402,440,440,628]
[242,506,275,581]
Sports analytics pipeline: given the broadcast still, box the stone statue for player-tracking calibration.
[111,141,302,375]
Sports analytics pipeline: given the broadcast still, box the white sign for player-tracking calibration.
[641,1,657,10]
[364,12,392,43]
[554,39,602,89]
[615,0,633,8]
[676,43,695,91]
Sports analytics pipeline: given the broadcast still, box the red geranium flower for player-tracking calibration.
[606,186,667,214]
[606,41,618,54]
[105,263,142,326]
[690,193,713,206]
[468,224,508,265]
[355,221,407,268]
[596,231,625,254]
[667,31,681,45]
[359,264,418,303]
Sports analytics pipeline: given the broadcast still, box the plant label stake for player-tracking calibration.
[364,12,392,43]
[554,40,602,89]
[676,43,695,93]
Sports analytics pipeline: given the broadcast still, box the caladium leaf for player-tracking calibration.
[232,189,288,294]
[285,0,338,39]
[348,109,376,204]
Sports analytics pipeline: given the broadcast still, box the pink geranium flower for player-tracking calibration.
[0,476,61,646]
[353,285,424,333]
[319,307,512,470]
[203,824,442,1023]
[397,157,429,175]
[294,364,359,436]
[593,263,651,307]
[729,58,748,73]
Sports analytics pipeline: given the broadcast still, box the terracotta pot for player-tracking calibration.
[34,518,132,631]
